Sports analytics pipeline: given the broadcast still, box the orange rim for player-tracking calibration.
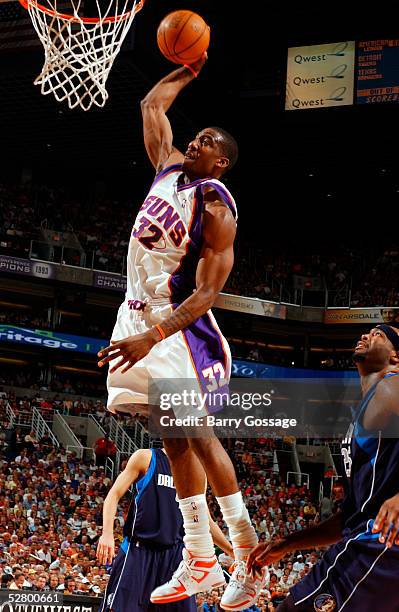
[18,0,144,24]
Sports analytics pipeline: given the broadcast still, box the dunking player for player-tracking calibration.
[247,324,399,611]
[97,447,233,612]
[97,55,265,610]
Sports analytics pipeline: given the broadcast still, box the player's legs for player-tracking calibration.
[99,544,144,612]
[158,434,265,611]
[151,438,226,604]
[185,434,266,610]
[103,540,199,612]
[150,312,258,562]
[164,434,257,559]
[107,304,264,609]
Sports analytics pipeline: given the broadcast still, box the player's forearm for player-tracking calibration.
[281,512,343,552]
[141,66,195,113]
[102,493,119,536]
[150,289,216,341]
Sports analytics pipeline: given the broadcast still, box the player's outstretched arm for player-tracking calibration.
[98,199,236,373]
[246,512,343,575]
[96,449,152,565]
[141,54,207,171]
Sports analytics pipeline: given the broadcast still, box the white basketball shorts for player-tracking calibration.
[107,299,231,417]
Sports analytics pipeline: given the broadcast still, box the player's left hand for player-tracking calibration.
[246,539,288,575]
[97,330,159,373]
[372,493,399,547]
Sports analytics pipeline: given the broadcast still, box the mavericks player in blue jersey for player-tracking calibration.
[247,324,399,611]
[97,447,233,612]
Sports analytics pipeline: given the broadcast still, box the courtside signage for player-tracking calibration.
[0,325,106,354]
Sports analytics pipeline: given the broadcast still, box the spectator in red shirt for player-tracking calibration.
[93,434,116,467]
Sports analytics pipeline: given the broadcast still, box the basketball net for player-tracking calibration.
[19,0,145,110]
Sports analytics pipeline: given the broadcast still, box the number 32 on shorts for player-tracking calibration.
[202,362,226,392]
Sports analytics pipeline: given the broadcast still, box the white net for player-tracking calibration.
[23,0,144,110]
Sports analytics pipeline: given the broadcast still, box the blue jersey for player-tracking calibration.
[290,372,399,611]
[123,448,184,547]
[340,371,399,535]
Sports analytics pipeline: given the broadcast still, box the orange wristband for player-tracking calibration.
[154,323,166,341]
[184,64,198,78]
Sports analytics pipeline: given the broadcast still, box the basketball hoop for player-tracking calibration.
[18,0,145,110]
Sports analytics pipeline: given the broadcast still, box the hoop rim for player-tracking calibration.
[18,0,145,24]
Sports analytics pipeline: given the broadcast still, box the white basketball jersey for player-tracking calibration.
[126,164,237,304]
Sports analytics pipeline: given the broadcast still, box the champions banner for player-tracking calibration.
[324,308,399,324]
[0,255,55,279]
[93,271,127,292]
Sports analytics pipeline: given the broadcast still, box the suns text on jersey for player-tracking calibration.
[132,195,187,249]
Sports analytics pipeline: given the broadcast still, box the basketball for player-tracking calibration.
[157,10,210,65]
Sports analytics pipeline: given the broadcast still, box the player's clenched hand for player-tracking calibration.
[372,493,399,547]
[246,539,288,575]
[98,330,159,373]
[96,534,115,566]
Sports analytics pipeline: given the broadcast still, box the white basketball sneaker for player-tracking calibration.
[150,549,226,604]
[220,560,268,611]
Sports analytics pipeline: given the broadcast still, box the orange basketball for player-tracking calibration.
[157,10,210,65]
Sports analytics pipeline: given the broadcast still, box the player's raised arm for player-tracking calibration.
[140,55,207,171]
[96,449,152,565]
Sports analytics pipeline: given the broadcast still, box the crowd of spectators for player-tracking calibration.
[1,181,399,307]
[224,242,399,308]
[0,403,127,596]
[0,386,107,426]
[0,367,107,401]
[0,387,341,611]
[0,309,51,331]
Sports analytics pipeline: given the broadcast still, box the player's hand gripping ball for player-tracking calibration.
[157,10,210,65]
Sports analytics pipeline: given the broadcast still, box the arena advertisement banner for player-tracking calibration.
[0,325,106,354]
[0,255,55,280]
[324,307,399,324]
[214,294,287,320]
[232,360,358,380]
[285,41,355,110]
[93,271,127,292]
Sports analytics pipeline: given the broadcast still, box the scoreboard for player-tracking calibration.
[357,40,399,104]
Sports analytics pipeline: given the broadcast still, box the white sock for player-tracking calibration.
[179,494,215,557]
[216,492,258,561]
